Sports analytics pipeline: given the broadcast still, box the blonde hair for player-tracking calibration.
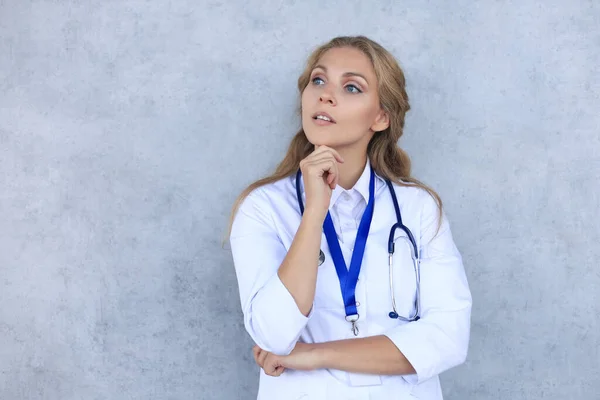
[226,35,442,238]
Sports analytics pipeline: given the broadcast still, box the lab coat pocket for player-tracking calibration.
[258,369,325,399]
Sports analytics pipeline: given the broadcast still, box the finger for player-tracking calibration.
[305,153,342,168]
[263,355,279,377]
[258,349,269,367]
[322,165,339,189]
[306,146,344,162]
[300,152,342,182]
[301,158,339,191]
[265,366,277,376]
[252,346,261,366]
[304,158,338,179]
[322,163,338,189]
[325,161,339,185]
[326,171,338,189]
[311,144,329,156]
[320,159,338,188]
[309,147,344,164]
[273,366,285,377]
[312,145,344,163]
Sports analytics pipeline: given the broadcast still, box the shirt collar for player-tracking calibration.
[330,158,372,205]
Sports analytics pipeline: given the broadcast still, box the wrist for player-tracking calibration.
[309,342,329,370]
[302,207,327,225]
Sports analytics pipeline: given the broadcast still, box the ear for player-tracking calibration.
[370,109,390,132]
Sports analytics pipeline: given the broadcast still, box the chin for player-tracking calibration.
[304,131,338,148]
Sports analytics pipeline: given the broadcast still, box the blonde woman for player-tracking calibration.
[228,36,472,400]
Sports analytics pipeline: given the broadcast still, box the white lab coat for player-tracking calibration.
[230,161,472,400]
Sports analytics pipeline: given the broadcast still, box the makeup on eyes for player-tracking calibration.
[310,73,365,93]
[312,65,369,86]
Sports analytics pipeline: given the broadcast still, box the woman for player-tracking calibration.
[228,36,472,399]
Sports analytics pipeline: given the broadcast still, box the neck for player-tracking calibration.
[335,146,368,190]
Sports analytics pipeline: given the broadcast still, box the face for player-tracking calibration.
[301,47,389,150]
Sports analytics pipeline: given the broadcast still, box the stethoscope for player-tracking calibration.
[295,169,421,322]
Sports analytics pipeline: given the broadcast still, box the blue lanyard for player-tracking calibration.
[296,165,376,335]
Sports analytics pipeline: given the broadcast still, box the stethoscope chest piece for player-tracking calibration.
[318,250,325,266]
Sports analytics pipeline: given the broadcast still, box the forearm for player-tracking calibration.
[277,209,324,316]
[312,335,416,375]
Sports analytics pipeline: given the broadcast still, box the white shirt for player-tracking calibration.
[230,160,472,400]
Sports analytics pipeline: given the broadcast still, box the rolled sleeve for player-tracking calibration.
[230,189,312,355]
[384,191,472,384]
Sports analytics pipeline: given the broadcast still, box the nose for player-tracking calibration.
[319,89,336,106]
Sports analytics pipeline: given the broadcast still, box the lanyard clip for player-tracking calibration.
[345,314,360,336]
[351,321,359,336]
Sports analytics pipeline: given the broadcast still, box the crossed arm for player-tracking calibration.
[253,335,416,377]
[231,190,471,382]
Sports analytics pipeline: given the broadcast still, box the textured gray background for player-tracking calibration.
[1,1,599,399]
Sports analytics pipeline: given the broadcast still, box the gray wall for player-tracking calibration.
[1,1,599,399]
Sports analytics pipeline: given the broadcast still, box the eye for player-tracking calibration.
[345,84,362,94]
[312,77,325,85]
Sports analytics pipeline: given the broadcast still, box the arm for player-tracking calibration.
[256,191,471,379]
[230,189,324,355]
[313,335,416,375]
[277,207,324,316]
[382,191,472,384]
[285,192,471,379]
[258,335,415,376]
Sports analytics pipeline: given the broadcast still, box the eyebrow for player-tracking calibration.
[312,65,369,85]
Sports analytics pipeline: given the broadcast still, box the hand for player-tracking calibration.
[252,342,322,377]
[299,145,344,218]
[253,345,285,377]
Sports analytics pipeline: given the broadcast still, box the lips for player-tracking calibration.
[312,111,336,123]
